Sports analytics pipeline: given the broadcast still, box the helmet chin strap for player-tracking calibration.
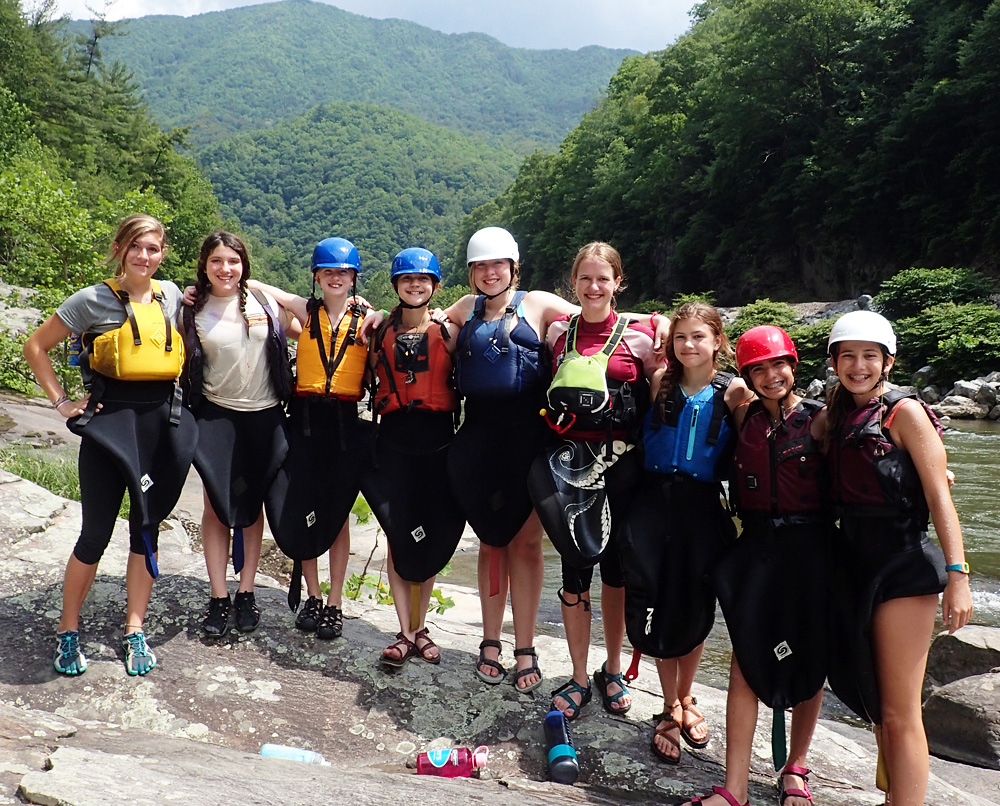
[398,299,428,310]
[481,283,511,301]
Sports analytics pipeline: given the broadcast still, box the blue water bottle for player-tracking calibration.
[260,743,330,765]
[544,710,579,784]
[67,334,82,367]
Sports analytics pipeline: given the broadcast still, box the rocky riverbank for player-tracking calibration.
[1,392,999,806]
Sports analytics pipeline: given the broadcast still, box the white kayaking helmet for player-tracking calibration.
[827,310,897,356]
[466,226,519,265]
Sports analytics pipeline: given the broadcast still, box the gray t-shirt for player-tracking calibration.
[56,280,183,336]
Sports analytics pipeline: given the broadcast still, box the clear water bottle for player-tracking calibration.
[544,710,579,784]
[260,743,331,765]
[415,745,489,778]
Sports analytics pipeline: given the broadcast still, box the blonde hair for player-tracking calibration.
[570,241,624,283]
[108,214,167,280]
[657,301,733,402]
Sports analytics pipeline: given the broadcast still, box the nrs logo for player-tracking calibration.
[645,607,654,635]
[139,474,153,492]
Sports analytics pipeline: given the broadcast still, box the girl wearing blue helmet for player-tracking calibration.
[362,248,464,667]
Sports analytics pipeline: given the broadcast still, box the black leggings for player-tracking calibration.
[73,437,156,564]
[560,547,625,596]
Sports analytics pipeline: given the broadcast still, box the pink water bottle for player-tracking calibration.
[415,745,489,778]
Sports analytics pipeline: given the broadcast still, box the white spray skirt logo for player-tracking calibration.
[645,607,655,635]
[773,641,792,660]
[305,511,317,528]
[411,525,426,543]
[139,474,153,493]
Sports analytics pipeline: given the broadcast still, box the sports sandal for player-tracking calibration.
[414,627,441,664]
[54,630,88,676]
[511,646,543,693]
[680,695,710,748]
[551,679,592,721]
[593,661,631,714]
[690,785,749,806]
[475,639,506,684]
[295,596,323,632]
[121,631,157,676]
[316,604,344,640]
[777,764,813,805]
[650,713,681,764]
[381,633,419,668]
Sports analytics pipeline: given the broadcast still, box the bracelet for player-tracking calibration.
[52,395,70,409]
[649,312,660,329]
[945,562,970,574]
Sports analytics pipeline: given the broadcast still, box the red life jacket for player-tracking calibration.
[829,390,942,515]
[732,399,825,517]
[373,317,458,416]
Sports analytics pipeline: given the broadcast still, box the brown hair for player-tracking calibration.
[570,241,624,283]
[108,214,167,281]
[822,341,892,446]
[192,231,251,313]
[656,301,733,403]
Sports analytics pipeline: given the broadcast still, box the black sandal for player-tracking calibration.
[475,639,506,684]
[511,646,543,693]
[316,604,343,640]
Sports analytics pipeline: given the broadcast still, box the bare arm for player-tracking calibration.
[724,376,755,417]
[247,279,309,325]
[890,400,973,633]
[22,314,91,418]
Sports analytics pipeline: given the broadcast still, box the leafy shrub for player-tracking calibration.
[787,320,835,384]
[894,302,1000,384]
[627,298,671,315]
[873,267,996,320]
[727,299,799,341]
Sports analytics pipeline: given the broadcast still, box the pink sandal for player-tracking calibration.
[777,765,813,805]
[690,785,749,806]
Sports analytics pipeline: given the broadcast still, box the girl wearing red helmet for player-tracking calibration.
[681,325,830,806]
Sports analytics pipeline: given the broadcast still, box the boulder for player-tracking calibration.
[924,672,1000,770]
[975,383,998,407]
[805,379,825,400]
[912,366,935,388]
[986,371,1000,384]
[991,405,1000,421]
[926,626,1000,687]
[921,386,941,404]
[825,366,839,394]
[950,380,982,400]
[931,396,990,419]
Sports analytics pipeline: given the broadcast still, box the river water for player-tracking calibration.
[450,419,1000,692]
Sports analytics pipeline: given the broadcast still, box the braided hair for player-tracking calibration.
[193,231,251,319]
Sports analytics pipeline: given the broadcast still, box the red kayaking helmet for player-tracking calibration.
[735,325,798,374]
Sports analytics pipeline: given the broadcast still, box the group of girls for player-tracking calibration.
[24,215,973,806]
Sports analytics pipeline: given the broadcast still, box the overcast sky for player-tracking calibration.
[49,0,696,52]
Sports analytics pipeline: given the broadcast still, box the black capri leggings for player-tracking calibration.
[73,437,156,564]
[560,545,625,596]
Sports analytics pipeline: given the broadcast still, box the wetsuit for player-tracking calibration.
[360,316,465,583]
[619,371,737,659]
[58,280,196,578]
[183,289,290,574]
[528,312,657,595]
[447,290,549,548]
[826,391,947,724]
[714,399,831,709]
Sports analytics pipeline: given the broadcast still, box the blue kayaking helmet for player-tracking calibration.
[312,237,361,274]
[390,247,441,283]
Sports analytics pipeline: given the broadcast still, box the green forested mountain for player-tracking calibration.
[198,101,521,293]
[70,0,635,152]
[484,0,1000,304]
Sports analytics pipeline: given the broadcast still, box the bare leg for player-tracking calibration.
[477,543,509,679]
[508,511,544,688]
[872,594,937,806]
[654,657,682,761]
[58,555,99,631]
[326,519,350,607]
[236,509,264,594]
[383,549,438,662]
[598,583,631,710]
[776,688,824,806]
[678,642,709,744]
[553,589,592,716]
[124,550,156,633]
[201,490,232,599]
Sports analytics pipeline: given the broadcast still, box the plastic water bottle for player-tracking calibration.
[67,334,82,367]
[415,745,489,778]
[260,743,331,765]
[544,710,579,784]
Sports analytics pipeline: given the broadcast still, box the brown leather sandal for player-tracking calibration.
[381,633,418,668]
[651,713,682,764]
[414,627,441,664]
[680,695,709,748]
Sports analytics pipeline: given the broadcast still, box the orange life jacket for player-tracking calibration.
[295,300,367,400]
[373,317,458,415]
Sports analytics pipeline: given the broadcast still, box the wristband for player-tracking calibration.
[52,395,70,409]
[649,312,660,328]
[945,562,970,574]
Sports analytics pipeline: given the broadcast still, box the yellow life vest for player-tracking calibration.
[87,279,184,382]
[295,301,367,400]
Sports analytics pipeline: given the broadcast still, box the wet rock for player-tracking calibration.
[923,672,1000,770]
[991,405,1000,421]
[926,626,1000,688]
[931,396,990,420]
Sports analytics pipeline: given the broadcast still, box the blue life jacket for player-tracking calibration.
[642,371,735,481]
[455,290,547,398]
